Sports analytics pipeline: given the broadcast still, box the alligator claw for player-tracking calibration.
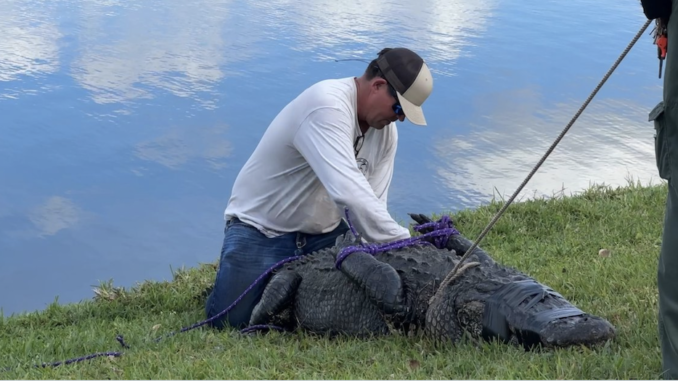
[334,230,361,253]
[408,213,434,233]
[408,213,433,224]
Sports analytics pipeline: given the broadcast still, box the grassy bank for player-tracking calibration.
[0,181,669,379]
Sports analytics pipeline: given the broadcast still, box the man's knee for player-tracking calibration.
[205,275,267,330]
[204,219,300,330]
[204,221,263,329]
[205,287,263,330]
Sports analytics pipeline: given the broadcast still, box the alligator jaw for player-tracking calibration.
[536,314,616,349]
[478,279,616,350]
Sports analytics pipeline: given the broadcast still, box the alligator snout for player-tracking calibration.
[537,314,616,349]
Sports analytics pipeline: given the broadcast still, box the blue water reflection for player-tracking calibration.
[0,0,663,316]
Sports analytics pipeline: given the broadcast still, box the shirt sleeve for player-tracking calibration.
[292,106,411,243]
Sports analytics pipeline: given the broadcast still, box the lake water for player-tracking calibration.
[0,0,664,317]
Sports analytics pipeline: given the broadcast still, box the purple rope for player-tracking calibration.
[344,205,360,238]
[1,351,124,372]
[37,352,124,368]
[116,334,130,348]
[152,254,305,342]
[2,254,304,372]
[335,208,459,269]
[412,215,457,250]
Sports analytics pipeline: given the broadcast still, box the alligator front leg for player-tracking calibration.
[249,270,302,328]
[336,249,406,316]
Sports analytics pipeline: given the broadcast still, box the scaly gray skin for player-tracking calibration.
[249,223,616,349]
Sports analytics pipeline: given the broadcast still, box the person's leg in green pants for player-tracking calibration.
[656,1,678,378]
[658,175,678,379]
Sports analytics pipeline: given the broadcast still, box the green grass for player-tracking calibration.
[0,180,669,379]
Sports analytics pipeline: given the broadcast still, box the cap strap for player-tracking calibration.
[376,56,406,94]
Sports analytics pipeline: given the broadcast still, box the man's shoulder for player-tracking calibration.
[309,77,355,92]
[302,77,356,108]
[287,77,357,130]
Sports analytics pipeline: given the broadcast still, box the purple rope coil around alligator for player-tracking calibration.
[2,208,459,372]
[335,210,458,269]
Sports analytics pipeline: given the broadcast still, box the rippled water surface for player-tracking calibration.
[0,0,663,316]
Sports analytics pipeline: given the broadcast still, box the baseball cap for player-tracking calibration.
[375,47,433,126]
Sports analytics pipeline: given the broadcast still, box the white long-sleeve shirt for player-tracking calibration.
[224,77,411,243]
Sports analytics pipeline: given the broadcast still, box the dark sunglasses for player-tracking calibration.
[375,66,405,117]
[385,82,405,117]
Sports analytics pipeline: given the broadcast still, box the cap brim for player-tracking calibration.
[396,92,427,126]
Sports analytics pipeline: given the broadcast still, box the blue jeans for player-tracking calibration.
[204,217,349,329]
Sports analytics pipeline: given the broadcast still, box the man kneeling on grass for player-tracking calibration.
[205,47,435,329]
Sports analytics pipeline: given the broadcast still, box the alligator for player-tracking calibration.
[247,213,616,350]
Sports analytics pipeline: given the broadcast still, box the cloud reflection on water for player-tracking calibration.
[28,196,83,237]
[134,123,234,171]
[253,0,496,75]
[0,1,61,84]
[432,87,660,206]
[71,0,260,106]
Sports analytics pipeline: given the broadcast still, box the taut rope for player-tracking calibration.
[429,18,653,305]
